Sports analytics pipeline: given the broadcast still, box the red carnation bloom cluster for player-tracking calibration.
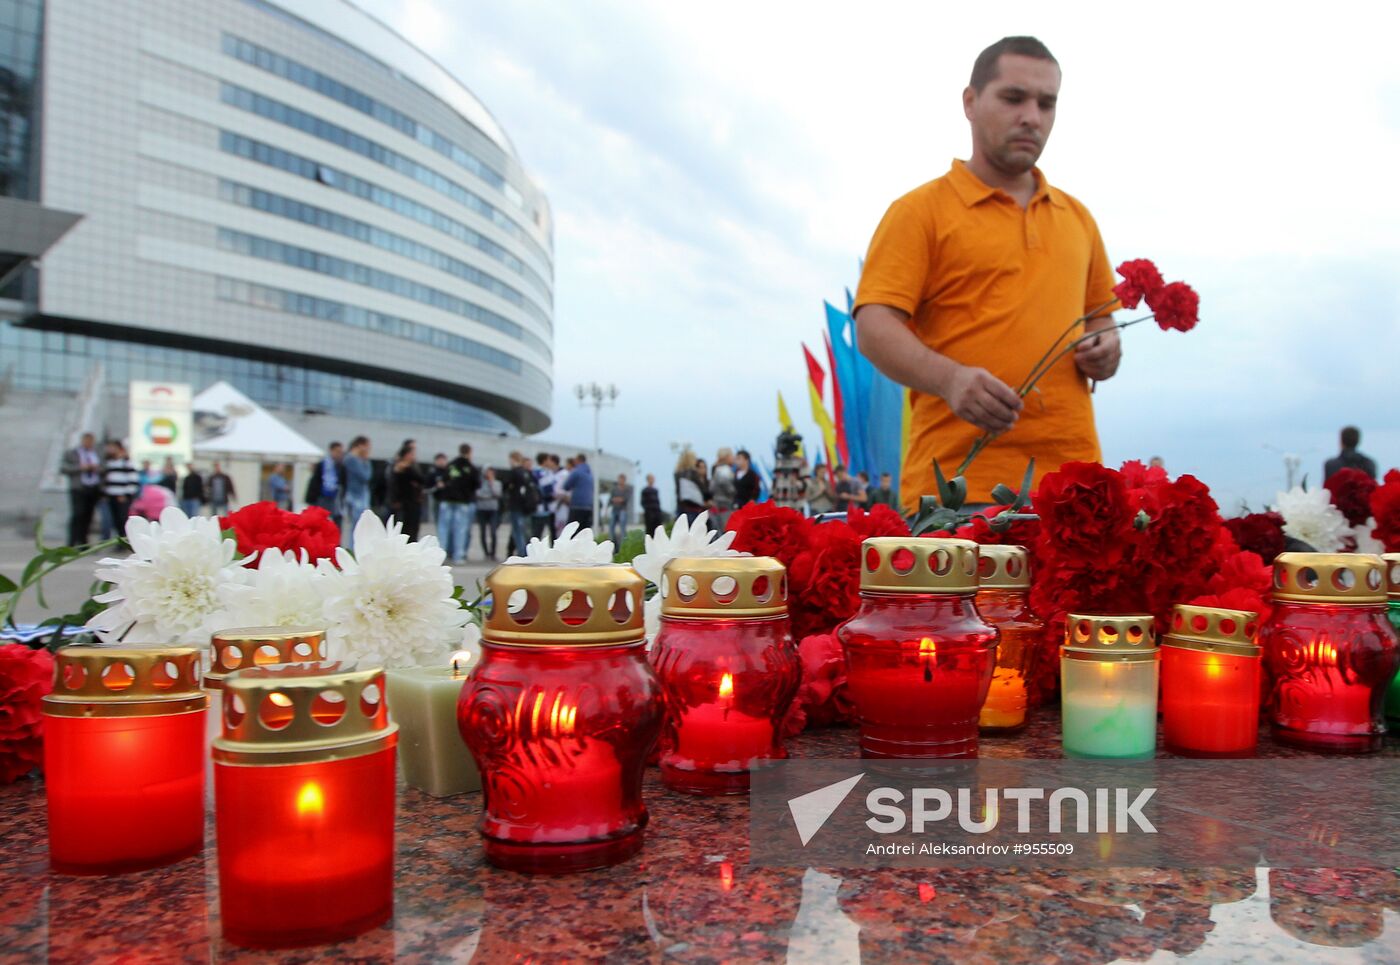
[1022,460,1270,704]
[1112,258,1200,332]
[726,502,913,732]
[0,644,54,784]
[221,501,341,562]
[1370,469,1400,552]
[1222,512,1286,565]
[1324,468,1377,527]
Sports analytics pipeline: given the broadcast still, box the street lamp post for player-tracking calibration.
[576,382,618,529]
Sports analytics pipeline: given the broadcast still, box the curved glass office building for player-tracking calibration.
[2,0,554,434]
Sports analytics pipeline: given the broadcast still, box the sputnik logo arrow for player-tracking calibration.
[787,773,864,846]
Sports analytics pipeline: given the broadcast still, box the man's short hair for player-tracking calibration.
[329,440,343,450]
[736,449,751,461]
[536,451,549,463]
[435,452,447,461]
[576,453,588,463]
[970,36,1058,91]
[1342,426,1362,449]
[459,443,472,456]
[349,435,368,449]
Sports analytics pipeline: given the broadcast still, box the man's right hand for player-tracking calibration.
[943,365,1022,433]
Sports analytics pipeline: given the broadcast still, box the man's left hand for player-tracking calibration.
[1075,326,1121,381]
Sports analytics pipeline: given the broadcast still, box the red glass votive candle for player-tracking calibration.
[1161,604,1262,757]
[460,564,663,873]
[650,556,800,795]
[1260,553,1400,753]
[214,662,398,948]
[44,646,207,874]
[837,538,998,758]
[974,545,1042,733]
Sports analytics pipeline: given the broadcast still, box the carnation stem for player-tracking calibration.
[952,314,1153,479]
[1014,298,1118,399]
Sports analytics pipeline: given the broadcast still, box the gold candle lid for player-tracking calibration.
[1383,553,1400,600]
[660,556,787,618]
[212,662,397,766]
[42,646,207,718]
[1162,604,1261,658]
[205,626,328,689]
[483,564,645,647]
[1271,553,1385,604]
[1063,614,1158,662]
[976,545,1031,590]
[860,537,979,594]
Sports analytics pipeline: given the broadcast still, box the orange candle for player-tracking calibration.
[974,546,1042,733]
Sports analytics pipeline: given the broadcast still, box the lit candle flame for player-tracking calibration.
[296,781,324,819]
[920,638,936,682]
[719,673,734,700]
[450,650,474,677]
[269,692,292,707]
[1204,656,1222,679]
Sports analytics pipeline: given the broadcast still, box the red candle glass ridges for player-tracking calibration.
[214,662,398,948]
[837,538,999,758]
[650,556,801,795]
[44,646,207,874]
[974,545,1042,733]
[1259,553,1400,753]
[1160,604,1262,757]
[460,564,662,873]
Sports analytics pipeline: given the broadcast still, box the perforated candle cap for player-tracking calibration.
[1063,614,1158,662]
[1162,604,1261,658]
[976,545,1031,590]
[212,661,397,766]
[483,564,646,647]
[1271,552,1386,604]
[43,646,207,718]
[206,626,328,689]
[660,556,787,618]
[1383,553,1400,600]
[860,537,980,594]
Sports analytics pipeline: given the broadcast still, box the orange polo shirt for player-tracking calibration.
[854,160,1116,511]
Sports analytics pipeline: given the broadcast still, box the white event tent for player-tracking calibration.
[191,381,323,509]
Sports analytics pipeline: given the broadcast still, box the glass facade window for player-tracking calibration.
[217,131,551,301]
[216,228,552,361]
[219,82,550,268]
[214,275,556,383]
[221,33,527,210]
[0,0,42,201]
[217,179,550,326]
[0,321,516,432]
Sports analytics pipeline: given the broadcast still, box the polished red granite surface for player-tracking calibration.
[3,715,1400,964]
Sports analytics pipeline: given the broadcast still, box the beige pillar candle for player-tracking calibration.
[386,649,481,797]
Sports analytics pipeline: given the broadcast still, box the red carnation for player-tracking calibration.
[1325,467,1378,528]
[786,521,863,641]
[1370,469,1400,552]
[1146,281,1200,333]
[959,511,1041,548]
[845,504,910,540]
[1033,462,1137,565]
[726,502,811,565]
[0,644,54,784]
[1223,512,1286,565]
[781,632,854,737]
[222,501,342,562]
[1112,258,1165,310]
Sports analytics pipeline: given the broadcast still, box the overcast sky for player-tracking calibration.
[359,0,1400,513]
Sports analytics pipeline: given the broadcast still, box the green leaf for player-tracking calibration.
[0,573,16,594]
[1012,459,1037,511]
[989,484,1018,506]
[932,459,954,508]
[947,475,967,508]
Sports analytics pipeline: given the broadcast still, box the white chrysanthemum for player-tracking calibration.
[318,512,469,668]
[86,507,251,643]
[1351,519,1385,555]
[631,512,740,585]
[1275,486,1349,553]
[213,549,327,630]
[505,521,614,565]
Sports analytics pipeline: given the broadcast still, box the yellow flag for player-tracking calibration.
[777,391,804,457]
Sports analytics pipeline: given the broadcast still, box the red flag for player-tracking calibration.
[801,344,838,487]
[823,332,850,466]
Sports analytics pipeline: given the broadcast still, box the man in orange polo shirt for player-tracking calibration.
[854,36,1120,512]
